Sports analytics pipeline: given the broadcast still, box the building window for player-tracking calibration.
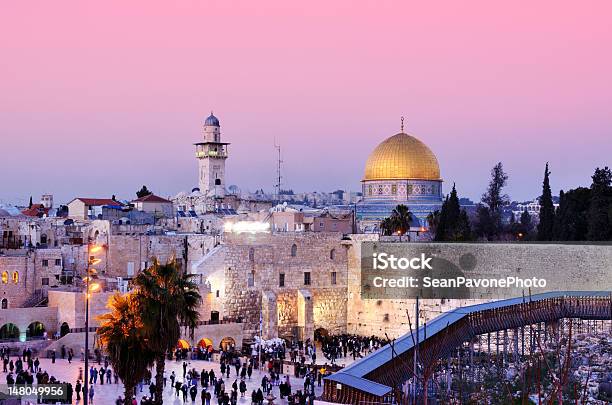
[42,278,49,286]
[391,184,397,194]
[247,271,255,287]
[368,185,372,196]
[127,262,135,277]
[1,272,7,284]
[1,299,7,309]
[216,290,220,298]
[331,272,337,285]
[42,259,49,267]
[330,249,336,260]
[248,248,255,262]
[279,273,285,287]
[304,272,311,286]
[291,244,297,257]
[55,259,62,267]
[12,272,18,284]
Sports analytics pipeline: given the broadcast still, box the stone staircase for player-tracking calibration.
[21,289,48,308]
[191,244,226,279]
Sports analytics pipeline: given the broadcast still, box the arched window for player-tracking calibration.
[330,249,336,260]
[12,272,18,284]
[290,244,297,257]
[1,272,7,284]
[248,248,255,262]
[1,299,7,309]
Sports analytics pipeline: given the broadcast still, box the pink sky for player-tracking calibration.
[1,1,611,205]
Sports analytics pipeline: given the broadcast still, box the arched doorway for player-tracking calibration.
[197,338,213,349]
[314,327,329,342]
[220,337,236,351]
[0,323,20,340]
[26,322,45,339]
[60,322,70,337]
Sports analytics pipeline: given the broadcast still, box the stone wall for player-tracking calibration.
[0,306,58,338]
[222,232,350,341]
[346,240,612,339]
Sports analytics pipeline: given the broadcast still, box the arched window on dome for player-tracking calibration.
[1,299,7,309]
[290,244,297,257]
[1,272,7,284]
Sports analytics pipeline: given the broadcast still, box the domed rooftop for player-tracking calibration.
[363,132,441,181]
[204,113,220,126]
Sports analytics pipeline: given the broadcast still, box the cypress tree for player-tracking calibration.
[587,167,612,240]
[537,163,555,240]
[28,196,33,209]
[435,184,472,241]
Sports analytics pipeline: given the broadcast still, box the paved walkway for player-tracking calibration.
[1,356,326,405]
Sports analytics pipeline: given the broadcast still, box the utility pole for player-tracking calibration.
[414,297,419,403]
[274,141,282,204]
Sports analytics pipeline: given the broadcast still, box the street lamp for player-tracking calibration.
[84,243,102,405]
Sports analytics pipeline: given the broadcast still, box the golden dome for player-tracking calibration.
[363,132,441,181]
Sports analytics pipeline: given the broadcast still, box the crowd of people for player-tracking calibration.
[1,332,383,404]
[1,346,75,403]
[318,333,389,364]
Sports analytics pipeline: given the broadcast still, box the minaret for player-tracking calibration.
[195,112,229,197]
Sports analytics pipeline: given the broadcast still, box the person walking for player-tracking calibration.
[88,384,95,404]
[75,380,82,401]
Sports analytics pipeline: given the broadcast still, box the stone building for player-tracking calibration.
[0,248,64,309]
[195,113,229,198]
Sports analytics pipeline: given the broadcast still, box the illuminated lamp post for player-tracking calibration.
[83,243,102,405]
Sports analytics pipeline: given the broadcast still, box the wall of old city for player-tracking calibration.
[346,240,612,339]
[222,232,349,340]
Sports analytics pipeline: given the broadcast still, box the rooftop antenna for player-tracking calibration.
[401,116,405,133]
[274,140,283,204]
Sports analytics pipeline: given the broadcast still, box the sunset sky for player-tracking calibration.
[1,1,611,205]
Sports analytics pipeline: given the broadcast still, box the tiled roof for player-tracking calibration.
[132,194,172,203]
[73,198,123,206]
[21,204,50,217]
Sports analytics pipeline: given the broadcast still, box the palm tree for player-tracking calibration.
[133,259,202,404]
[380,204,414,235]
[391,204,413,235]
[97,293,155,405]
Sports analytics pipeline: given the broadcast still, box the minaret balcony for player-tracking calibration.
[195,144,228,159]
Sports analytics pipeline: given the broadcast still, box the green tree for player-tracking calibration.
[97,293,155,405]
[520,210,533,236]
[28,196,33,209]
[136,185,153,199]
[537,163,555,240]
[477,162,509,239]
[426,210,441,237]
[587,166,612,241]
[379,204,413,236]
[133,259,202,404]
[553,188,591,241]
[435,184,472,241]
